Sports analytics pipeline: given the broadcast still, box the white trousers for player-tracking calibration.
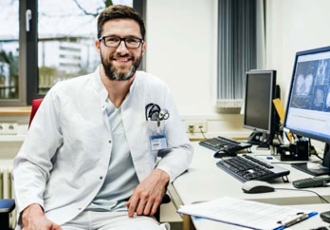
[61,211,170,230]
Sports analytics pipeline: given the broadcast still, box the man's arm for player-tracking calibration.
[126,168,170,217]
[20,203,62,230]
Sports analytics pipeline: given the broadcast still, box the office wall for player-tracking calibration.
[146,0,217,116]
[146,0,330,114]
[145,0,246,140]
[265,0,330,105]
[142,0,330,141]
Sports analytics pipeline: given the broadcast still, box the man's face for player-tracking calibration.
[96,19,146,81]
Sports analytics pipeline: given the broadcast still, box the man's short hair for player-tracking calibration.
[97,5,146,40]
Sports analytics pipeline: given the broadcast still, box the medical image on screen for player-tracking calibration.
[290,58,330,111]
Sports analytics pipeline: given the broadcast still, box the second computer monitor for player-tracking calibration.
[243,69,279,147]
[284,46,330,175]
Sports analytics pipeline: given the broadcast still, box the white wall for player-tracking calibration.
[145,0,247,140]
[145,0,330,115]
[146,0,217,116]
[265,0,330,105]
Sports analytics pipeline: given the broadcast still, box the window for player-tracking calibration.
[216,0,265,108]
[0,0,145,106]
[0,0,21,106]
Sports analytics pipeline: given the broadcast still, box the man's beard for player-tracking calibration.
[101,53,142,81]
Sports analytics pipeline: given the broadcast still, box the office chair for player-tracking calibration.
[0,98,170,229]
[0,199,15,230]
[28,98,43,127]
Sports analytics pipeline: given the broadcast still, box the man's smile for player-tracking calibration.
[112,56,132,66]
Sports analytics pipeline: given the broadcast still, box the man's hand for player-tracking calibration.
[126,169,170,217]
[21,203,62,230]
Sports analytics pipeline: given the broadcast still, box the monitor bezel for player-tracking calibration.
[283,46,330,144]
[243,69,277,135]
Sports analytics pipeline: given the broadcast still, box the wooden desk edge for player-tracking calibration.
[182,214,196,230]
[0,106,31,115]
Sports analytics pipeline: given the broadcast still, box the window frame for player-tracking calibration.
[0,0,30,106]
[25,0,39,105]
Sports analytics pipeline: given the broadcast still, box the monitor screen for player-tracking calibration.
[284,46,330,175]
[284,46,330,144]
[243,70,279,146]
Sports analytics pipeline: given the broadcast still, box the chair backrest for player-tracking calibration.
[28,98,43,127]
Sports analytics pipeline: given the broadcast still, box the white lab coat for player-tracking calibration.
[13,68,193,225]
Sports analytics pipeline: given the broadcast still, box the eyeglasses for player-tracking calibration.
[98,36,144,49]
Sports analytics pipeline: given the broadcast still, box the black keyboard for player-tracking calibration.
[216,155,290,182]
[199,136,252,153]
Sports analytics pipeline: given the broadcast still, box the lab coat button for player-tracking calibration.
[109,140,111,144]
[100,176,103,180]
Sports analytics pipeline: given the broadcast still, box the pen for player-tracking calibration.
[277,213,308,227]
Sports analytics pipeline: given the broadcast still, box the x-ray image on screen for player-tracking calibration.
[315,59,329,85]
[326,90,330,111]
[290,58,330,111]
[311,85,327,111]
[295,73,313,96]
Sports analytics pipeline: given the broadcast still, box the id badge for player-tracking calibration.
[148,120,168,151]
[150,134,167,151]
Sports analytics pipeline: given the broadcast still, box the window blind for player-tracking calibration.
[217,0,258,108]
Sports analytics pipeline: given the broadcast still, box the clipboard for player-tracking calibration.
[273,98,294,143]
[177,197,317,230]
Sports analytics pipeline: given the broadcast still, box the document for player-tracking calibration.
[177,197,317,230]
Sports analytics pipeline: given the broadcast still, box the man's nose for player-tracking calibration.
[116,40,129,53]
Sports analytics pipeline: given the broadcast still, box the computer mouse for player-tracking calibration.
[241,180,275,194]
[214,150,237,158]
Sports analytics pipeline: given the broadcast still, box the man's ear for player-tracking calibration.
[95,39,101,52]
[141,42,146,55]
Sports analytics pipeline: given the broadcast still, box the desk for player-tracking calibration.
[172,142,330,230]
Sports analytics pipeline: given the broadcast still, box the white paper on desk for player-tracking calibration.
[177,197,315,230]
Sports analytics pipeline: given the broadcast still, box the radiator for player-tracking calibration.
[0,168,13,198]
[0,167,16,229]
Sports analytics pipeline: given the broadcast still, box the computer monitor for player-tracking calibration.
[284,46,330,176]
[243,70,280,148]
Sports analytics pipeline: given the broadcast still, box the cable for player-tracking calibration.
[199,126,207,139]
[277,132,284,145]
[276,187,329,203]
[312,152,324,161]
[309,139,324,161]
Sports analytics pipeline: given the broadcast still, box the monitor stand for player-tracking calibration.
[247,131,272,149]
[247,131,264,145]
[291,143,330,176]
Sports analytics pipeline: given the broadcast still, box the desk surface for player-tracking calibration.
[172,142,330,230]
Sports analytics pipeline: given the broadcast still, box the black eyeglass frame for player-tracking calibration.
[98,36,144,49]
